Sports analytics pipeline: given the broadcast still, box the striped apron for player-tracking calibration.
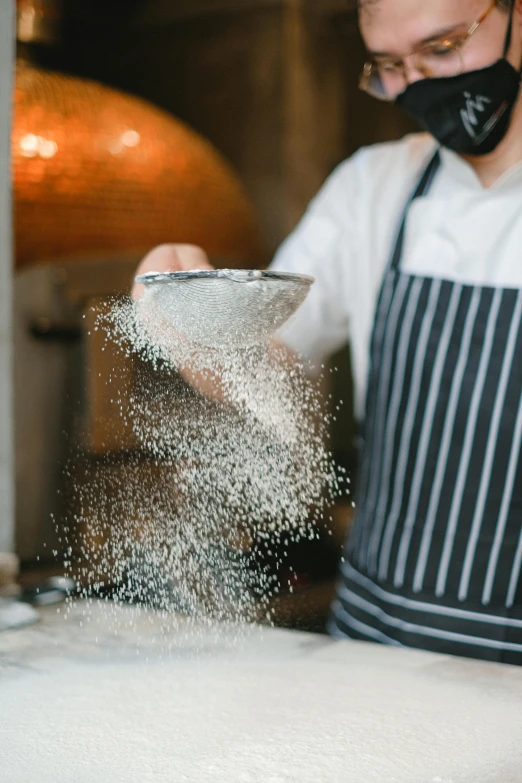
[329,151,522,665]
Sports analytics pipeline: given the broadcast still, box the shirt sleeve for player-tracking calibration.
[269,156,359,367]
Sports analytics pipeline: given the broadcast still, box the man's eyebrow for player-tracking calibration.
[367,23,466,58]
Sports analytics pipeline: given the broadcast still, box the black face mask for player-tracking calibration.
[395,13,521,155]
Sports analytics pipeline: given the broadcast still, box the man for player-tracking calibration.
[134,0,522,664]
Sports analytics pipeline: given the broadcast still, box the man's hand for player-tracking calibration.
[131,243,224,400]
[131,243,213,299]
[130,243,298,404]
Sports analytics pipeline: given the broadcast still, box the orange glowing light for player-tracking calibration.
[13,61,261,268]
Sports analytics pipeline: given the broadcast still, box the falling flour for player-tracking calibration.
[61,292,344,629]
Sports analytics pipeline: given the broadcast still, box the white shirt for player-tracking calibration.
[271,133,522,420]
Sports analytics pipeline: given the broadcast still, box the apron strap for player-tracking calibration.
[389,149,441,271]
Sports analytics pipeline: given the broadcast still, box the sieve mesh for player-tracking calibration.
[135,269,314,348]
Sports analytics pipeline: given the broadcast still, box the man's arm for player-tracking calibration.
[132,150,362,395]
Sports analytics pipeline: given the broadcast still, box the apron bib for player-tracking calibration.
[329,152,522,665]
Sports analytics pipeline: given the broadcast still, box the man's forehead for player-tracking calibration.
[359,0,485,23]
[358,0,486,45]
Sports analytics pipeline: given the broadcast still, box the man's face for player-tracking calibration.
[359,0,520,83]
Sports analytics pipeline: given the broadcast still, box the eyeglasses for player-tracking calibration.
[359,0,499,101]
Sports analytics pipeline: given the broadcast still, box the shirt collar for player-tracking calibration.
[439,146,522,191]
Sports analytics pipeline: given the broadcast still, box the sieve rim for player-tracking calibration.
[135,269,315,286]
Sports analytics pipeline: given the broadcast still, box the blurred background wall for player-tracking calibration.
[28,0,416,478]
[37,0,415,254]
[11,0,417,625]
[0,0,15,555]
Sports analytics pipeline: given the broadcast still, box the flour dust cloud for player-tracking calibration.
[62,292,344,631]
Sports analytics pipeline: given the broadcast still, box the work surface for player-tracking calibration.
[1,602,522,783]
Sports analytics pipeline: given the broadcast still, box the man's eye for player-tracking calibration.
[379,62,401,73]
[424,40,460,57]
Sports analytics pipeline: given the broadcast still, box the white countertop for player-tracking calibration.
[1,601,522,783]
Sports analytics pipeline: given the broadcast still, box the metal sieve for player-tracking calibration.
[134,269,314,348]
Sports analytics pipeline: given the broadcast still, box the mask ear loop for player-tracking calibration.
[502,2,522,82]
